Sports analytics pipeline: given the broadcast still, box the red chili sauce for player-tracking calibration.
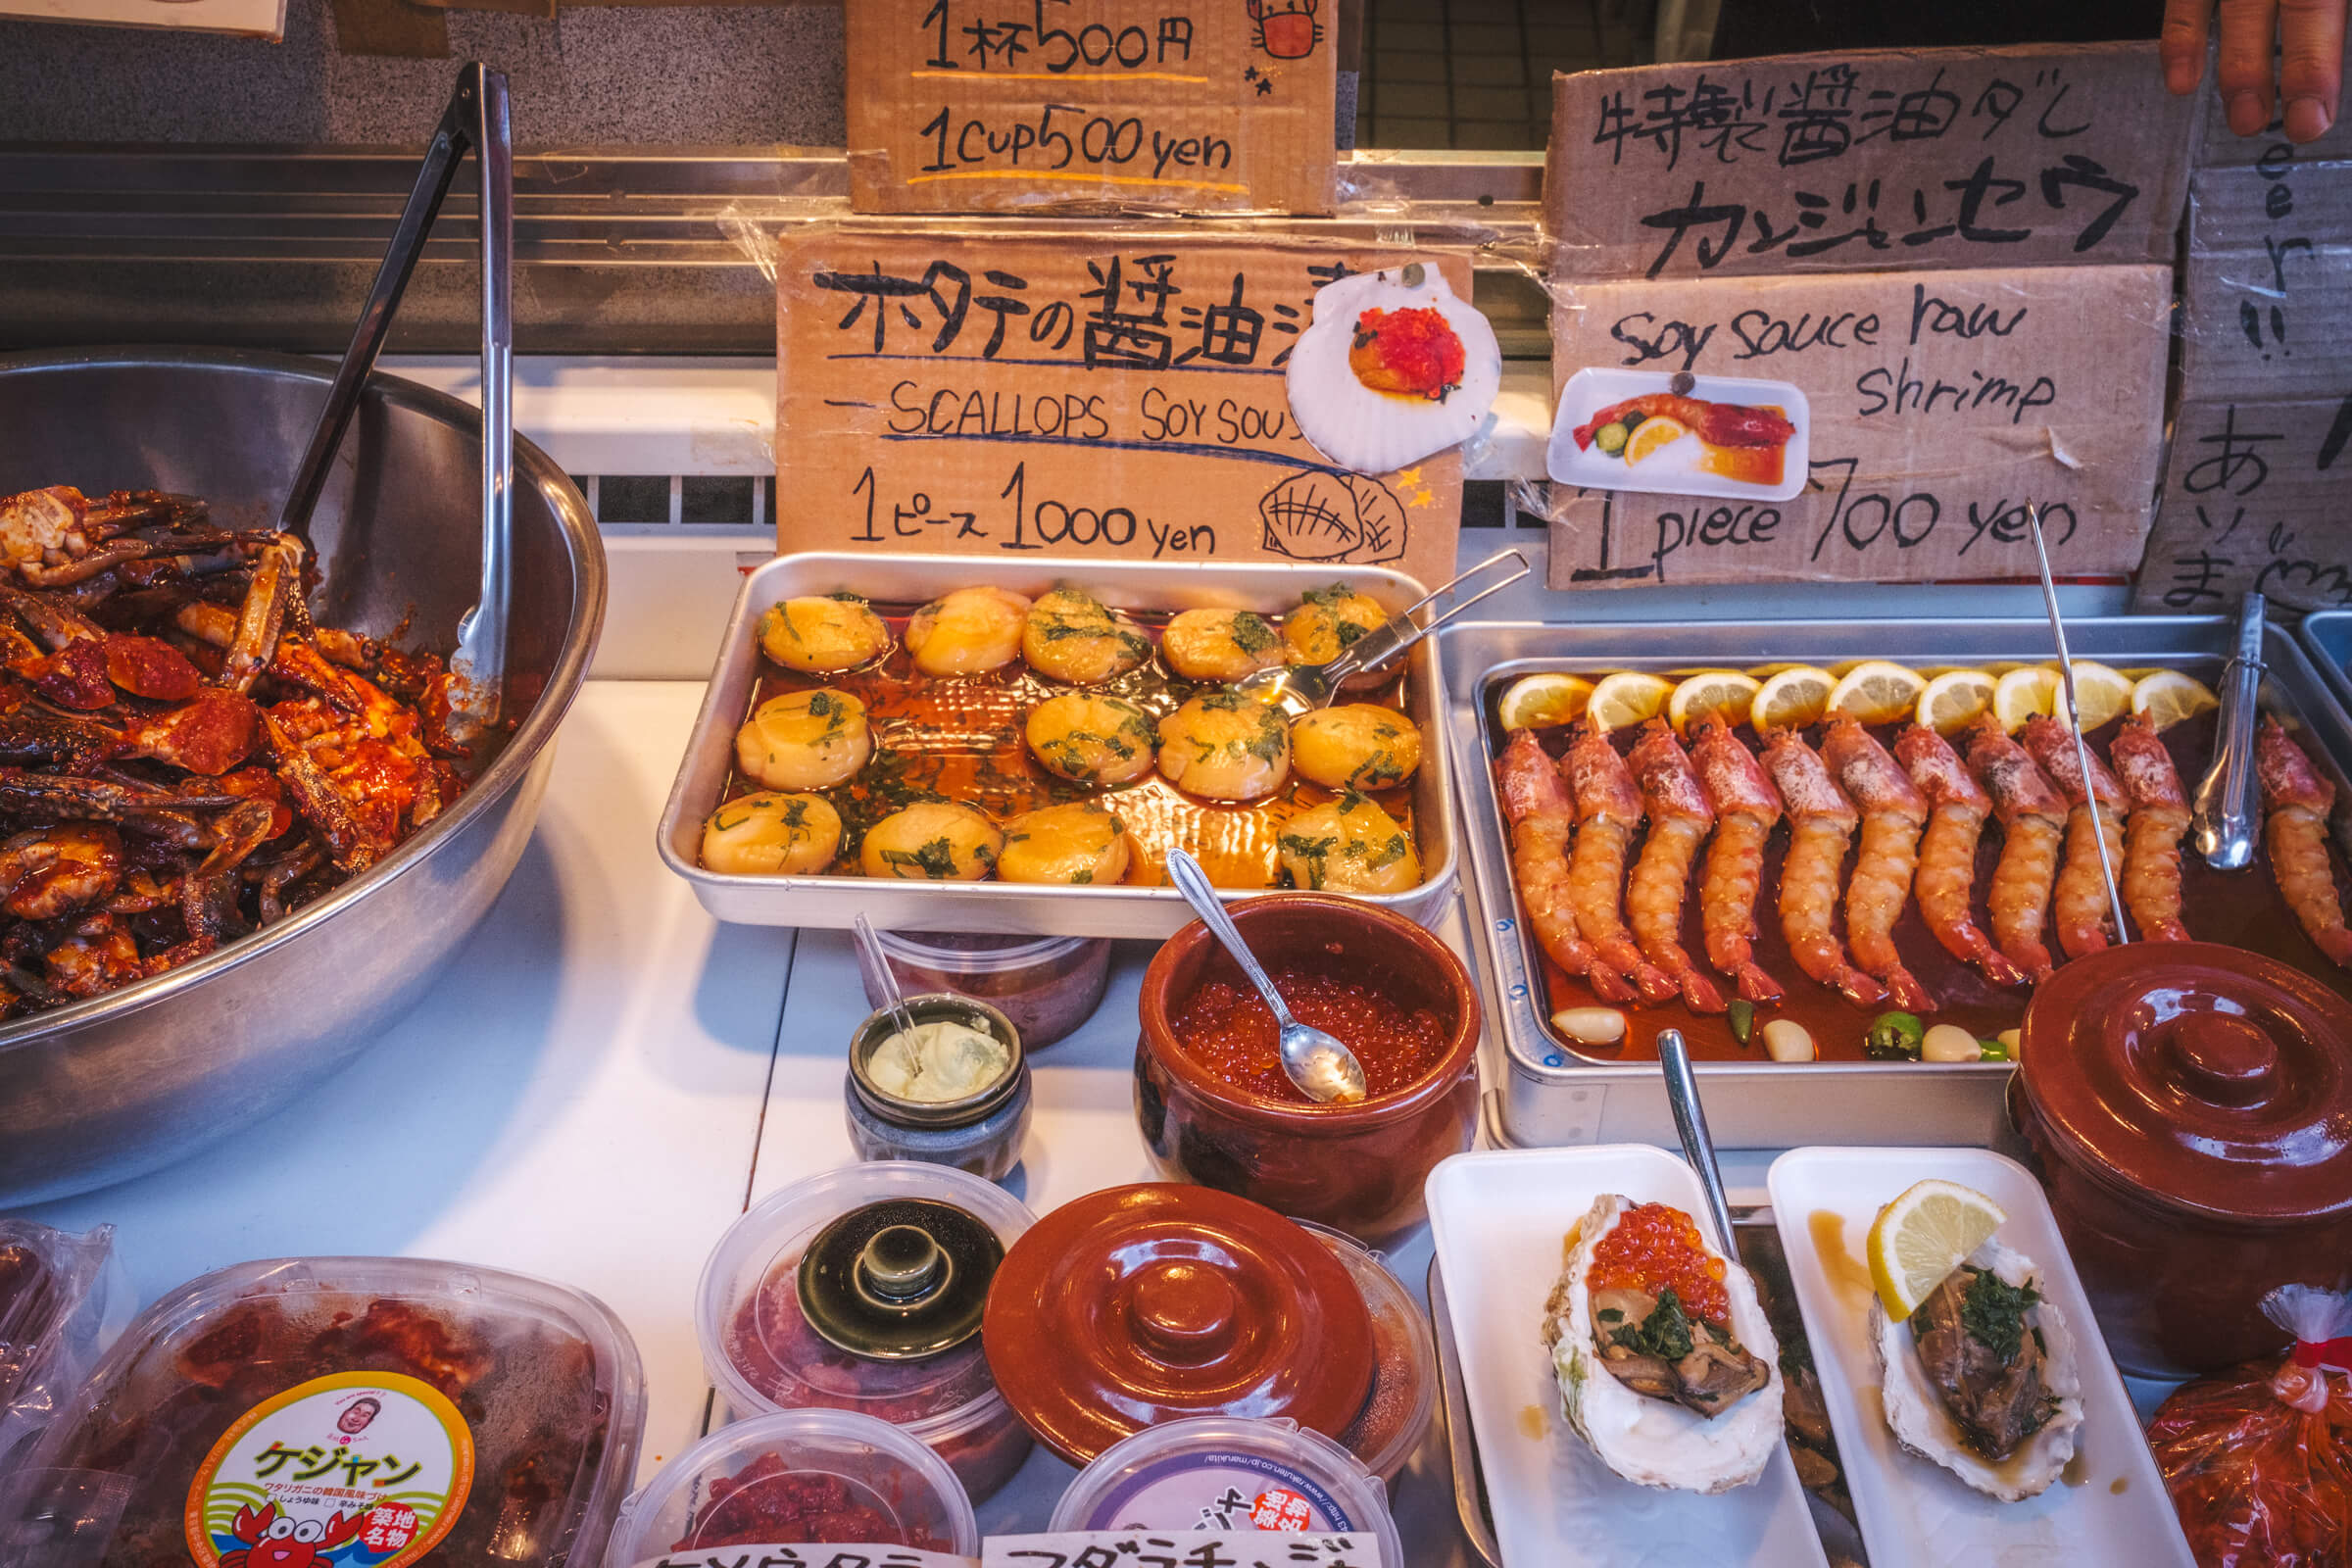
[1171,962,1449,1104]
[1586,1202,1730,1323]
[1348,307,1465,401]
[678,1453,941,1550]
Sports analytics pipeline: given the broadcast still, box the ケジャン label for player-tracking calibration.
[183,1370,473,1568]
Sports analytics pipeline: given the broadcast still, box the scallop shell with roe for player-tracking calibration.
[1285,265,1502,476]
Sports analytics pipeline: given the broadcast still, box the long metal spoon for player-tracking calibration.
[1656,1028,1736,1251]
[2193,591,2266,870]
[2027,504,2131,944]
[1164,847,1367,1103]
[851,911,920,1044]
[1239,548,1531,716]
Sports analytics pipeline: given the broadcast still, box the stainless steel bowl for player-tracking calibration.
[0,347,605,1204]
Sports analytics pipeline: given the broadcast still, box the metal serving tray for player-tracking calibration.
[1438,615,2352,1150]
[659,552,1457,939]
[2300,609,2352,716]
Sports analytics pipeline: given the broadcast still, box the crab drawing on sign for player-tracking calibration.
[217,1502,370,1568]
[1259,468,1407,565]
[1249,0,1321,59]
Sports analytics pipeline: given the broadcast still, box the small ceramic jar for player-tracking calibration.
[845,994,1032,1182]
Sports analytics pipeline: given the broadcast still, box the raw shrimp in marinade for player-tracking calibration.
[1758,727,1887,1008]
[1563,722,1679,1004]
[2022,714,2131,959]
[2108,712,2193,943]
[1965,716,2068,982]
[1893,724,2026,987]
[2256,714,2352,966]
[1821,718,1936,1013]
[1494,728,1636,1004]
[1625,721,1727,1013]
[1689,720,1786,1004]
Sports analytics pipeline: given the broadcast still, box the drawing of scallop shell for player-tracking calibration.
[1258,468,1408,564]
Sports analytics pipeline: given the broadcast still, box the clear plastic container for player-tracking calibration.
[699,1163,1038,1504]
[866,930,1112,1048]
[1049,1415,1403,1566]
[605,1409,979,1565]
[1295,1220,1438,1485]
[0,1255,646,1568]
[0,1220,126,1469]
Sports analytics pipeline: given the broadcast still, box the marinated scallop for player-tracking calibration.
[860,801,1003,880]
[1277,794,1420,893]
[1157,690,1291,802]
[757,594,891,672]
[998,801,1132,886]
[1283,584,1390,666]
[1292,704,1423,792]
[735,688,870,791]
[1021,586,1151,685]
[701,791,843,875]
[906,585,1031,676]
[1161,608,1286,683]
[1025,692,1160,786]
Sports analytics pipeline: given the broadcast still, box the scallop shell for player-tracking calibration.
[1285,265,1502,476]
[1540,1193,1784,1494]
[1870,1238,2083,1503]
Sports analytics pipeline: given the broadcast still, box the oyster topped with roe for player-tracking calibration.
[1542,1194,1782,1494]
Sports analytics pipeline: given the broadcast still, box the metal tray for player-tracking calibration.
[1438,615,2352,1150]
[659,552,1457,939]
[2300,609,2352,717]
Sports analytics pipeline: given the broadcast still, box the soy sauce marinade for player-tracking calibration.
[719,598,1420,890]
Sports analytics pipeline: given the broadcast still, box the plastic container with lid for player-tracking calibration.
[605,1408,978,1566]
[2014,940,2352,1376]
[0,1255,646,1567]
[699,1162,1038,1503]
[1292,1220,1436,1484]
[0,1219,126,1468]
[863,929,1111,1049]
[845,993,1033,1182]
[1049,1415,1402,1567]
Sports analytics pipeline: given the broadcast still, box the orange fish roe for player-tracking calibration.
[1587,1202,1730,1324]
[1348,307,1465,401]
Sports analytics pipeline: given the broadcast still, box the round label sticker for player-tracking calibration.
[183,1370,474,1568]
[1077,1448,1355,1534]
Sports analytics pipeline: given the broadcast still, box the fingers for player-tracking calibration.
[2162,0,2215,94]
[2278,0,2347,140]
[2217,0,2283,135]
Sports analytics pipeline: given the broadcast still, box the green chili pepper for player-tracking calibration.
[1727,999,1755,1047]
[1865,1010,1925,1061]
[1979,1037,2012,1062]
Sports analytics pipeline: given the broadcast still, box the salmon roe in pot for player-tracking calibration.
[1171,963,1448,1104]
[1587,1202,1730,1323]
[1348,307,1465,401]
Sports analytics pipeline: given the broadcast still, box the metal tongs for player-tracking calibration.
[277,61,514,745]
[1240,547,1531,715]
[2028,506,2130,944]
[2193,592,2267,870]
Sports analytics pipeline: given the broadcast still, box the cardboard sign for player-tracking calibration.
[0,0,283,34]
[843,1,1336,216]
[2132,395,2352,614]
[774,227,1465,590]
[2180,155,2352,403]
[1540,263,2170,588]
[984,1535,1378,1567]
[1544,41,2196,280]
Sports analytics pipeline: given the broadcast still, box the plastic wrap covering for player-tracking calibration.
[0,1221,124,1470]
[2149,1286,2352,1568]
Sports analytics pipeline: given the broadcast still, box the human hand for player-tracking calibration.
[2163,0,2347,142]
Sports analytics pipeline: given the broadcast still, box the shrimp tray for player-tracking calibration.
[1440,615,2352,1149]
[660,554,1457,939]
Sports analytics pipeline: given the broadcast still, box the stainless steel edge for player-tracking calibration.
[1436,614,2352,1152]
[654,552,1459,940]
[2299,610,2352,717]
[1425,1260,1504,1568]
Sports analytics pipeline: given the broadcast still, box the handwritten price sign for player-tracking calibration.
[982,1533,1378,1567]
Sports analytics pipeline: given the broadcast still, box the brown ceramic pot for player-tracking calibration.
[1135,894,1482,1242]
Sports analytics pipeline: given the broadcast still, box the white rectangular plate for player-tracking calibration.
[1765,1147,2193,1568]
[1545,368,1809,503]
[1424,1146,1829,1568]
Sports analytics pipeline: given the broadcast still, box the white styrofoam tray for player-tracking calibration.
[1765,1147,2194,1568]
[1544,368,1810,503]
[1424,1146,1828,1567]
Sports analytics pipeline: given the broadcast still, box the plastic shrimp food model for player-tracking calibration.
[1492,666,2352,1057]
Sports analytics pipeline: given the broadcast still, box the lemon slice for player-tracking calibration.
[1668,670,1761,735]
[1916,669,1995,737]
[1751,665,1836,732]
[2131,669,2220,733]
[1866,1179,2009,1321]
[1826,661,1928,726]
[1587,670,1676,732]
[2057,661,2135,732]
[1498,672,1594,731]
[1992,665,2060,734]
[1623,416,1690,466]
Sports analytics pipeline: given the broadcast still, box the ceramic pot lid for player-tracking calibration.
[983,1184,1377,1465]
[2021,941,2352,1223]
[797,1198,1003,1360]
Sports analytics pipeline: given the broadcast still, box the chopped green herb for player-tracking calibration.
[1335,619,1370,650]
[880,835,961,879]
[1607,1286,1695,1361]
[1368,833,1408,870]
[1070,868,1094,884]
[1229,612,1277,655]
[1956,1267,2041,1362]
[824,590,866,604]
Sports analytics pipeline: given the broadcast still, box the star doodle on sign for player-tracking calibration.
[1396,466,1435,507]
[1255,74,1276,95]
[1245,65,1260,82]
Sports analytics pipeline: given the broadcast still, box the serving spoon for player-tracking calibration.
[1164,848,1367,1103]
[1239,548,1530,716]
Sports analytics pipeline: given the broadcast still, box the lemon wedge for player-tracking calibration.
[1623,416,1690,466]
[1668,670,1762,735]
[1992,665,2061,734]
[1866,1180,2008,1321]
[2056,661,2135,732]
[1916,669,1996,737]
[2131,669,2220,733]
[1497,672,1593,731]
[1587,670,1676,732]
[1751,666,1837,732]
[1827,661,1928,726]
